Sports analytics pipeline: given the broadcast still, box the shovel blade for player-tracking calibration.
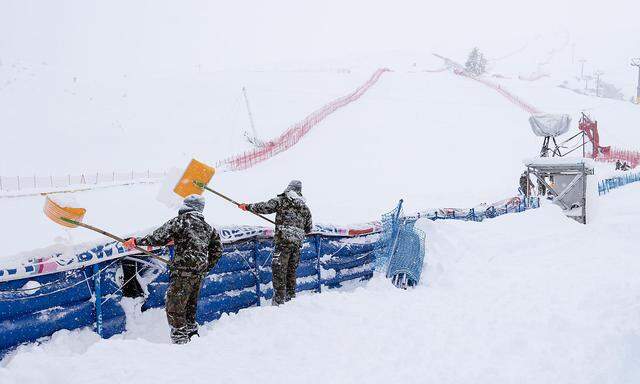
[173,159,216,198]
[44,196,87,228]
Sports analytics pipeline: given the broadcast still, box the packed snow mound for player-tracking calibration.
[2,184,640,383]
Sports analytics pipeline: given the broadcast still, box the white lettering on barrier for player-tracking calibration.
[0,223,382,283]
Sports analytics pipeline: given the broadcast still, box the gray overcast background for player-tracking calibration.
[1,0,639,90]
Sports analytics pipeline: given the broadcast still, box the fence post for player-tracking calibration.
[93,263,104,338]
[252,239,261,306]
[315,235,322,293]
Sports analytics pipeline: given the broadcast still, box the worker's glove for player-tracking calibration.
[238,203,248,211]
[123,238,137,251]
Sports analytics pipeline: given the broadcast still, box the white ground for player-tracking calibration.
[2,3,640,382]
[2,184,639,383]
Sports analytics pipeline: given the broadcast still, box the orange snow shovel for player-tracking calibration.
[43,196,169,264]
[174,159,275,225]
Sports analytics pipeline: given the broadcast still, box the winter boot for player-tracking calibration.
[170,326,191,344]
[186,323,199,340]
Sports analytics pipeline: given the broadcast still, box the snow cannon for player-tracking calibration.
[529,114,571,157]
[43,195,87,228]
[173,158,216,198]
[529,114,571,138]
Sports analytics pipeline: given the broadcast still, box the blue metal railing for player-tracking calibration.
[598,172,640,195]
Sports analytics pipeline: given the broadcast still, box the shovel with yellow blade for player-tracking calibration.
[43,196,169,264]
[174,159,275,225]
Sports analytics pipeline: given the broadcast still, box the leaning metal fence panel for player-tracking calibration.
[386,220,426,286]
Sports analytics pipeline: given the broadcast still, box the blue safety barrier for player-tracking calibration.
[381,196,541,289]
[386,220,425,288]
[0,190,582,358]
[598,172,640,195]
[374,200,404,270]
[0,231,383,359]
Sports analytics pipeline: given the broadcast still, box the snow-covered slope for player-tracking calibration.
[3,66,640,257]
[2,184,639,383]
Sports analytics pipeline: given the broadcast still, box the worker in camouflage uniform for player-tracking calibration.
[519,171,533,197]
[238,180,312,305]
[123,194,222,344]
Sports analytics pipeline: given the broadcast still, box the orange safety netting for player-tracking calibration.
[217,68,390,171]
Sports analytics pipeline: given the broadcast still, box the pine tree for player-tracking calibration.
[465,47,487,76]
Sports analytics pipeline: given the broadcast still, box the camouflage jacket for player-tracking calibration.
[519,174,532,192]
[136,210,223,274]
[248,192,312,242]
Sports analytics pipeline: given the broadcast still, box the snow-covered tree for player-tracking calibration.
[465,47,487,76]
[598,80,624,100]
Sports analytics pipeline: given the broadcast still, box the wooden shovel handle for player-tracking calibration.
[60,218,169,264]
[194,181,276,225]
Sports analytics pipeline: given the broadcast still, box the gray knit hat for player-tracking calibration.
[180,194,205,213]
[284,180,302,194]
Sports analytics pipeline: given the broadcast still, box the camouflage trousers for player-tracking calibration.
[166,272,204,344]
[272,233,302,305]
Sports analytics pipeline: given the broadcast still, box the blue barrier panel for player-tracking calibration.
[386,220,426,287]
[197,290,258,323]
[598,172,640,196]
[0,300,95,350]
[0,270,92,320]
[323,252,376,271]
[323,264,375,288]
[211,252,254,274]
[0,228,382,357]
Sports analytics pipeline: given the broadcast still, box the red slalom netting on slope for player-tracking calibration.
[452,68,640,168]
[597,147,640,168]
[217,68,390,171]
[454,69,541,115]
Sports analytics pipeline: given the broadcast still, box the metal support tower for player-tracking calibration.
[632,59,640,104]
